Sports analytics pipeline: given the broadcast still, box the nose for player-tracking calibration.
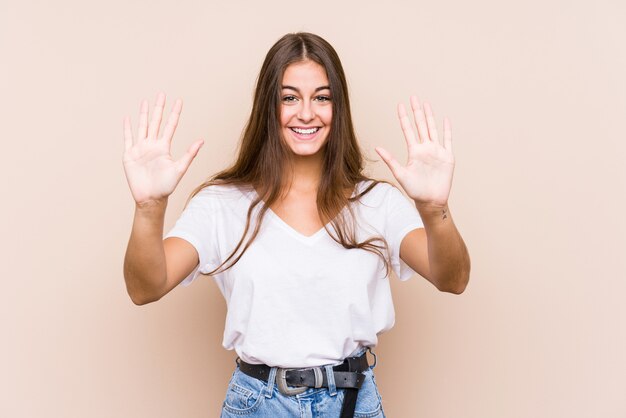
[297,100,314,122]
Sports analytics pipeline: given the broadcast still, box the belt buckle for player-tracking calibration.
[276,368,308,396]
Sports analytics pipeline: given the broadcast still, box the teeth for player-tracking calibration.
[291,127,319,134]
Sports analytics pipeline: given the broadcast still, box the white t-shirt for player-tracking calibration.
[164,180,424,368]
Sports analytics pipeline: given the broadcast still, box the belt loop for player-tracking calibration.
[264,367,277,398]
[324,365,337,396]
[367,347,377,369]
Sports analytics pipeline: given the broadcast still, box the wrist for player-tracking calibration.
[414,201,450,221]
[135,197,168,213]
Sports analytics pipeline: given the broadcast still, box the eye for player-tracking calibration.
[282,95,298,103]
[314,95,332,103]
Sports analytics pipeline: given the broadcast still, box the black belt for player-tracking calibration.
[237,350,372,418]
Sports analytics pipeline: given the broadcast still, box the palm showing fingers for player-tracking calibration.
[122,93,203,205]
[376,96,455,208]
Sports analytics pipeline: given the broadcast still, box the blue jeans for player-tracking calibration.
[219,347,386,418]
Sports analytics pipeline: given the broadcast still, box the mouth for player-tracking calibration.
[289,127,320,135]
[288,127,322,141]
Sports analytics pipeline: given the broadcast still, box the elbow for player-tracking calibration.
[436,270,470,295]
[124,270,165,306]
[129,292,161,306]
[440,254,471,295]
[126,283,162,306]
[128,290,149,306]
[130,294,153,306]
[443,280,468,295]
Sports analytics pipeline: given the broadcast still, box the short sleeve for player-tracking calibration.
[385,186,424,281]
[163,189,221,287]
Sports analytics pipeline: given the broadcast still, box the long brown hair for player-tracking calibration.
[187,32,391,276]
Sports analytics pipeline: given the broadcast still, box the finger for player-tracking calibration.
[443,117,452,152]
[123,116,133,150]
[410,96,430,142]
[397,103,418,149]
[138,100,149,139]
[160,99,183,144]
[424,102,440,144]
[175,139,204,174]
[147,92,166,139]
[375,146,403,180]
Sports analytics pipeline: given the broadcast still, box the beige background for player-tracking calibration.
[1,0,625,417]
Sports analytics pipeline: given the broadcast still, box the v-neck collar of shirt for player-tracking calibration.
[244,181,367,244]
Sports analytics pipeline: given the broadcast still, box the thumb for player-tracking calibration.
[175,139,204,174]
[375,146,403,179]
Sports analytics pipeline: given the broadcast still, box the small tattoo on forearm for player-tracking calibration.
[442,208,448,220]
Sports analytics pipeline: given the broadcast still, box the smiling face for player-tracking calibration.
[280,60,333,158]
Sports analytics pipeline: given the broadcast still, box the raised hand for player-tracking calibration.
[122,93,204,206]
[375,96,455,208]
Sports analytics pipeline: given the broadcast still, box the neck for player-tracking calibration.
[284,152,324,193]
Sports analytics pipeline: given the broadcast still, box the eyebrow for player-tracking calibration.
[281,85,331,93]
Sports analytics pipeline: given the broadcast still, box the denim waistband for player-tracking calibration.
[236,346,377,400]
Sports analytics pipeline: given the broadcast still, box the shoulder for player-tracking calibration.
[354,179,400,206]
[186,182,254,210]
[195,183,250,198]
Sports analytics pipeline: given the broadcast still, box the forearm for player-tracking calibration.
[123,199,169,305]
[416,202,471,294]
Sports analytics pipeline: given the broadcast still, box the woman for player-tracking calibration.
[122,32,470,418]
